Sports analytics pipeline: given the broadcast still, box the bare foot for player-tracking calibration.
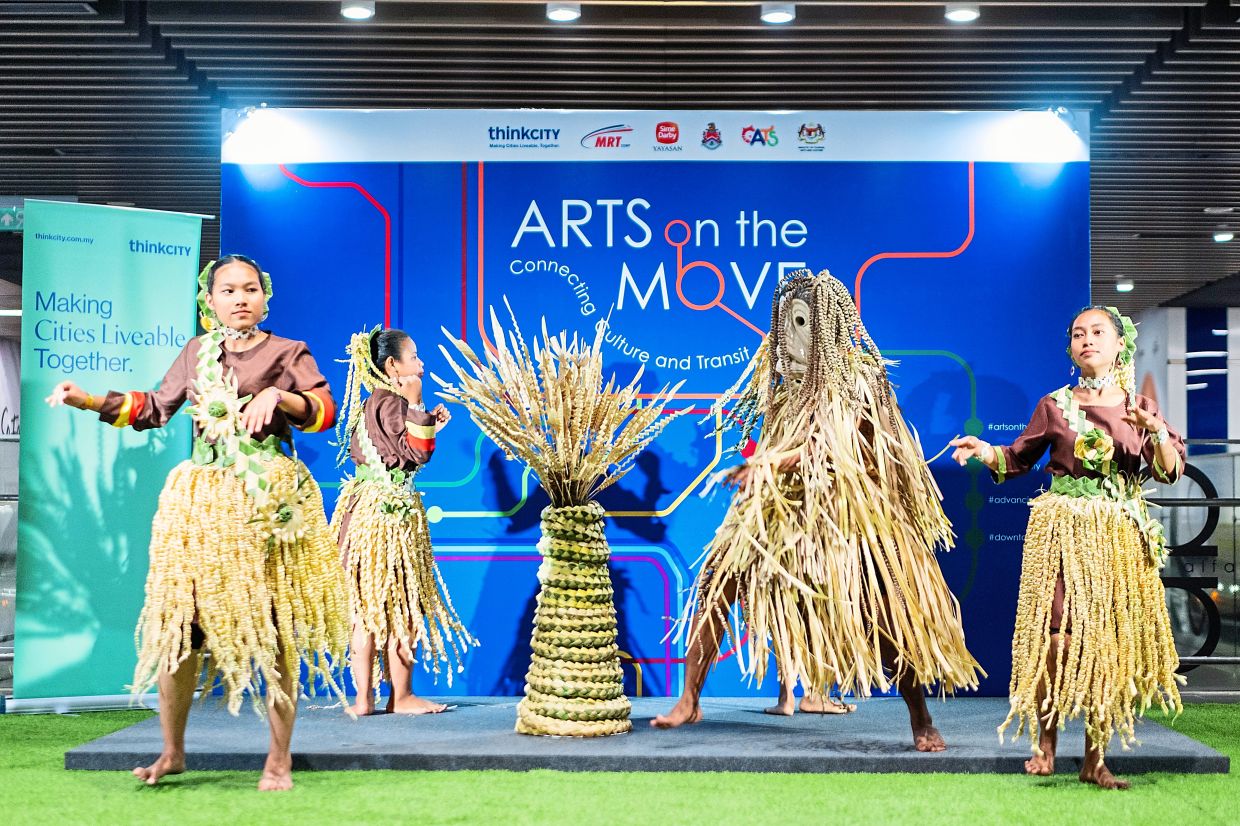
[388,695,448,715]
[913,724,947,753]
[1025,730,1057,776]
[351,699,376,717]
[132,752,185,786]
[1024,751,1055,776]
[1080,758,1129,790]
[258,752,293,792]
[800,694,856,715]
[763,698,795,716]
[651,697,703,728]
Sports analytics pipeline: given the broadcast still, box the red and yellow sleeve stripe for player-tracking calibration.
[405,421,436,454]
[110,391,146,428]
[299,388,335,433]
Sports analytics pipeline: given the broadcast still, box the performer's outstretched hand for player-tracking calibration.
[949,436,995,467]
[45,380,88,410]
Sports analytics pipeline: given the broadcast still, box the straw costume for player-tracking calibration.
[685,268,982,697]
[105,261,350,714]
[331,327,475,691]
[993,308,1185,753]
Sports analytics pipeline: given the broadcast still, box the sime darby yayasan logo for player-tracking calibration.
[654,121,683,152]
[581,124,634,149]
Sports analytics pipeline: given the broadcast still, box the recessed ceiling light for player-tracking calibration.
[0,3,97,15]
[341,1,375,21]
[945,3,981,23]
[1115,279,1134,293]
[1214,230,1235,243]
[547,2,581,22]
[1204,206,1235,215]
[760,3,796,24]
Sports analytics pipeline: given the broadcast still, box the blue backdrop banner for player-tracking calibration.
[221,109,1090,698]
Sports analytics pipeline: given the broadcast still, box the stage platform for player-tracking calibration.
[65,697,1228,775]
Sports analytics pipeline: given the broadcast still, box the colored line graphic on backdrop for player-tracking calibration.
[854,161,975,314]
[279,164,394,328]
[664,219,765,337]
[887,349,985,600]
[435,545,683,694]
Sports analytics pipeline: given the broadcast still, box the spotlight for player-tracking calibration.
[760,3,796,24]
[341,1,375,20]
[547,2,580,22]
[1115,279,1134,293]
[1215,230,1235,243]
[945,3,980,23]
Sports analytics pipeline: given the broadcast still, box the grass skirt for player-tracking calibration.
[1003,491,1182,753]
[131,457,350,714]
[331,477,474,688]
[685,380,982,698]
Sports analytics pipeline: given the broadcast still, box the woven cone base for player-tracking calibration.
[515,502,632,737]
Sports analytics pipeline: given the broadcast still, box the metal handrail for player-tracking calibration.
[1179,657,1240,666]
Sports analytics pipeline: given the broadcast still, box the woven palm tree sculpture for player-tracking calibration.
[434,302,684,736]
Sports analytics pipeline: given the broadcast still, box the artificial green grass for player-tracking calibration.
[1,705,1236,826]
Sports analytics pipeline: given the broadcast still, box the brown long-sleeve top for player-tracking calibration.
[995,392,1185,485]
[96,333,335,440]
[349,387,437,472]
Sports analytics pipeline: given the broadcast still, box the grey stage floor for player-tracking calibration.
[65,697,1229,774]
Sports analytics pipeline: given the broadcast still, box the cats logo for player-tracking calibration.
[741,125,778,147]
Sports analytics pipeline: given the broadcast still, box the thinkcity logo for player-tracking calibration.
[654,121,683,152]
[741,125,778,147]
[797,122,825,152]
[581,124,634,149]
[487,125,561,149]
[701,122,722,150]
[129,239,193,256]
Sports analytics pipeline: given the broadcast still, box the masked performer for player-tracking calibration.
[951,306,1185,789]
[332,326,475,716]
[46,254,350,791]
[653,269,982,751]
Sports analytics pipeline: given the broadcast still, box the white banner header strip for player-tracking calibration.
[221,108,1089,165]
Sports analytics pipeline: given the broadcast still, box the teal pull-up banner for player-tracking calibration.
[15,200,200,701]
